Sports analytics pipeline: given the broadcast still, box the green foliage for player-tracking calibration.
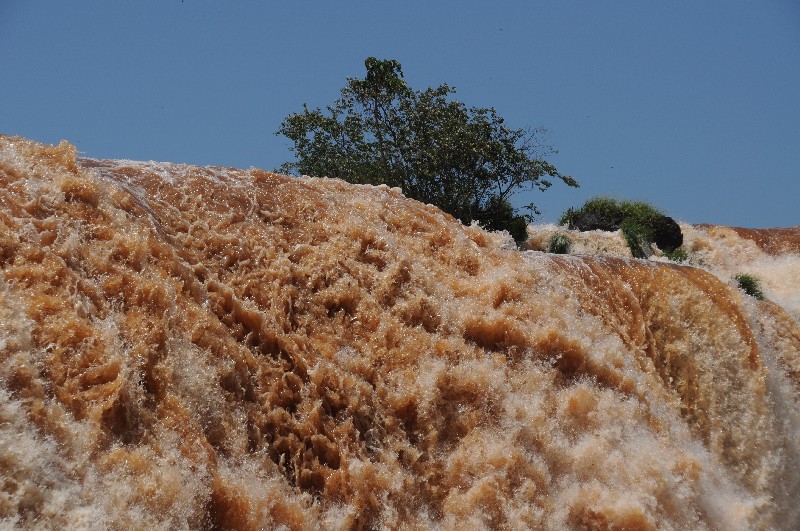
[620,218,653,258]
[560,197,667,258]
[559,197,664,229]
[548,234,572,254]
[277,57,578,243]
[663,246,689,263]
[479,196,531,243]
[734,273,765,300]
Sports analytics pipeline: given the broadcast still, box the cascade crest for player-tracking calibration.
[1,135,798,529]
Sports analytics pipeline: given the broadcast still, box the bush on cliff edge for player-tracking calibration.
[277,58,579,244]
[559,197,683,258]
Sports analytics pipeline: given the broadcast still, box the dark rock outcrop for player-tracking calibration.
[566,210,622,232]
[652,216,683,252]
[567,209,683,253]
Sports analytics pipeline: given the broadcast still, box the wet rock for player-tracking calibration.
[568,209,683,253]
[566,210,621,232]
[652,215,683,252]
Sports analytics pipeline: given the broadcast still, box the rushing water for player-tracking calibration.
[1,135,798,529]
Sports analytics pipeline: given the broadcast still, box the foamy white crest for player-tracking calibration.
[1,135,798,529]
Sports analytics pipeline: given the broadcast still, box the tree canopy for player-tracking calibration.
[277,57,578,243]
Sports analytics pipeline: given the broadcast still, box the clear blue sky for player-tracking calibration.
[2,1,799,227]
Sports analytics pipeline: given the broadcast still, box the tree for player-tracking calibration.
[277,57,578,243]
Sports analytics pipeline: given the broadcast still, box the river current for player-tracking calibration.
[1,135,798,529]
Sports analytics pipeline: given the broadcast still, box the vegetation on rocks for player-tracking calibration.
[278,57,579,244]
[734,273,765,300]
[547,234,572,254]
[560,197,683,258]
[663,246,689,263]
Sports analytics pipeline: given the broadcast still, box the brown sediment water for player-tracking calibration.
[1,135,799,529]
[527,221,800,323]
[696,224,800,256]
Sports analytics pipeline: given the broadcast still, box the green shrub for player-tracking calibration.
[479,196,530,244]
[664,246,688,263]
[548,234,572,254]
[734,273,765,300]
[618,201,666,227]
[558,197,664,229]
[278,57,579,246]
[619,218,653,259]
[559,197,681,258]
[559,197,617,226]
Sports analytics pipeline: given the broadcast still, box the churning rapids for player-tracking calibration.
[1,135,798,530]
